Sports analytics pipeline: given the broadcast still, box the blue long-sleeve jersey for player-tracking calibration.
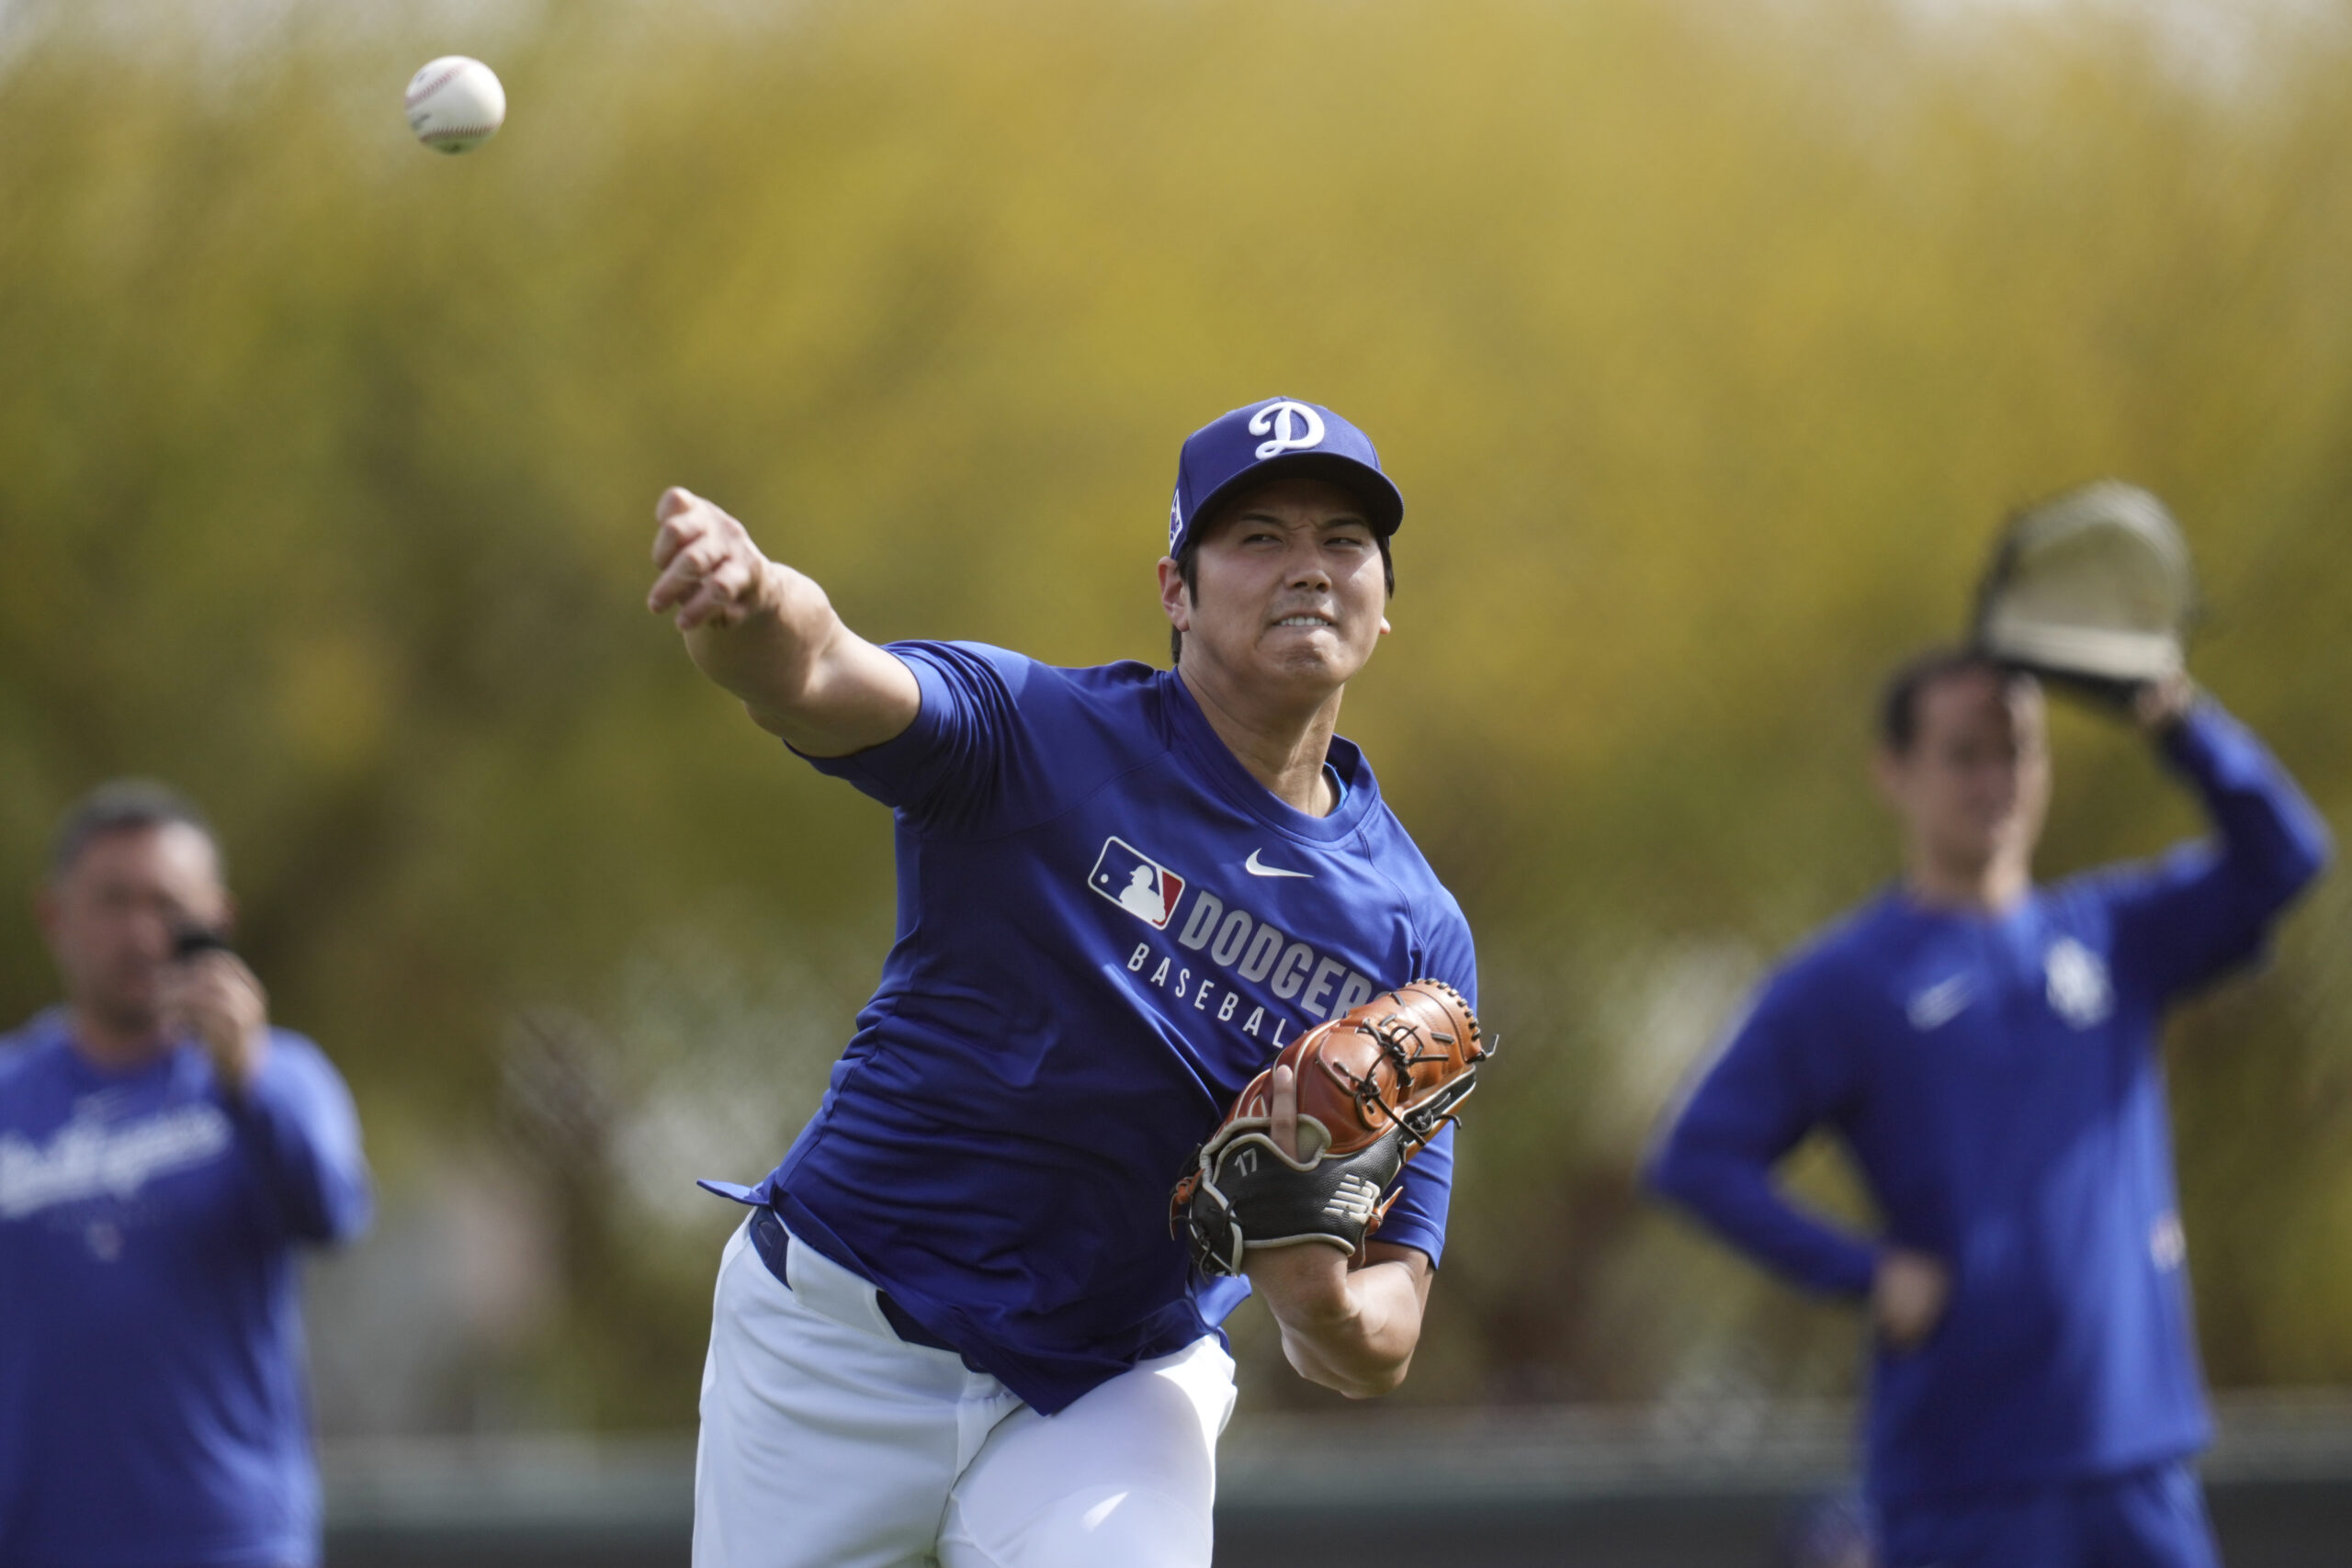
[0,1014,372,1567]
[1645,704,2330,1500]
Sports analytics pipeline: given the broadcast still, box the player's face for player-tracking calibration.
[1879,671,2051,876]
[38,824,229,1036]
[1165,478,1391,700]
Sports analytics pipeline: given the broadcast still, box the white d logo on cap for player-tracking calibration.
[1249,400,1327,460]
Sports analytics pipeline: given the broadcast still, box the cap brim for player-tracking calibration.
[1187,452,1404,548]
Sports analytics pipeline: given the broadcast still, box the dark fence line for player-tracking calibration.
[324,1392,2352,1566]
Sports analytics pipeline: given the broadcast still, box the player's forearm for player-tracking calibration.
[229,1051,373,1245]
[1253,1251,1426,1398]
[648,487,919,754]
[1645,1145,1878,1298]
[2163,703,2333,901]
[683,561,838,721]
[684,564,916,754]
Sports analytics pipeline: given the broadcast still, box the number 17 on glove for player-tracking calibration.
[1170,979,1494,1277]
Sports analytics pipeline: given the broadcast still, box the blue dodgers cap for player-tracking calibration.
[1167,397,1405,558]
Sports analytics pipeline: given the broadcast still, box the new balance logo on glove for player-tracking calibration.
[1320,1174,1384,1226]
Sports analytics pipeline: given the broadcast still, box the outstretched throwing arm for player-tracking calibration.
[646,487,919,756]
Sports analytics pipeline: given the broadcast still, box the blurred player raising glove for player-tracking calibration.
[1172,980,1492,1278]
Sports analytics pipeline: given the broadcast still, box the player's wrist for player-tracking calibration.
[748,558,796,624]
[2132,673,2198,739]
[1248,1241,1357,1325]
[203,1024,270,1101]
[1279,1290,1413,1398]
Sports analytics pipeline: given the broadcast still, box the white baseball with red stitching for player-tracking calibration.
[404,57,506,155]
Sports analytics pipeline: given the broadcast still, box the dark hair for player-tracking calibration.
[1877,648,2032,753]
[48,779,220,882]
[1168,530,1397,664]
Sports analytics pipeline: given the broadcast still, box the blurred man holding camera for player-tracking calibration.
[1648,651,2330,1568]
[0,781,372,1568]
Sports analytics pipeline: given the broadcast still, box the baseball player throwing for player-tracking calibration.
[648,399,1477,1568]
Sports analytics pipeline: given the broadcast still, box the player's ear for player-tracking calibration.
[1871,746,1908,807]
[1156,557,1192,631]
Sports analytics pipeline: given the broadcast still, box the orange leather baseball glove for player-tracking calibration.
[1170,979,1493,1278]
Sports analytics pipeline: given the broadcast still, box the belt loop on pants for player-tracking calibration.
[747,1205,967,1359]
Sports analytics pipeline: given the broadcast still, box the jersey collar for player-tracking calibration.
[1880,885,2042,931]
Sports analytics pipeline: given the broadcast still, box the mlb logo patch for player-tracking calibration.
[1089,837,1186,930]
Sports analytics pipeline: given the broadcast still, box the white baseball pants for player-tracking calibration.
[692,1217,1238,1568]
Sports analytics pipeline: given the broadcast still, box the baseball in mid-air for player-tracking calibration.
[404,57,506,154]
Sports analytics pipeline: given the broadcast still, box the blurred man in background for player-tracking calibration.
[0,782,372,1568]
[1646,657,2330,1568]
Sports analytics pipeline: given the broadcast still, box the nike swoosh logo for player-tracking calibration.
[1906,976,1973,1032]
[1244,850,1312,879]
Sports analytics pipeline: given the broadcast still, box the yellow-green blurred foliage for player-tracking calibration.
[3,0,2348,1427]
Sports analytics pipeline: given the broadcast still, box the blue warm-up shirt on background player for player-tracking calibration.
[706,638,1476,1415]
[1647,702,2330,1501]
[0,1015,371,1567]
